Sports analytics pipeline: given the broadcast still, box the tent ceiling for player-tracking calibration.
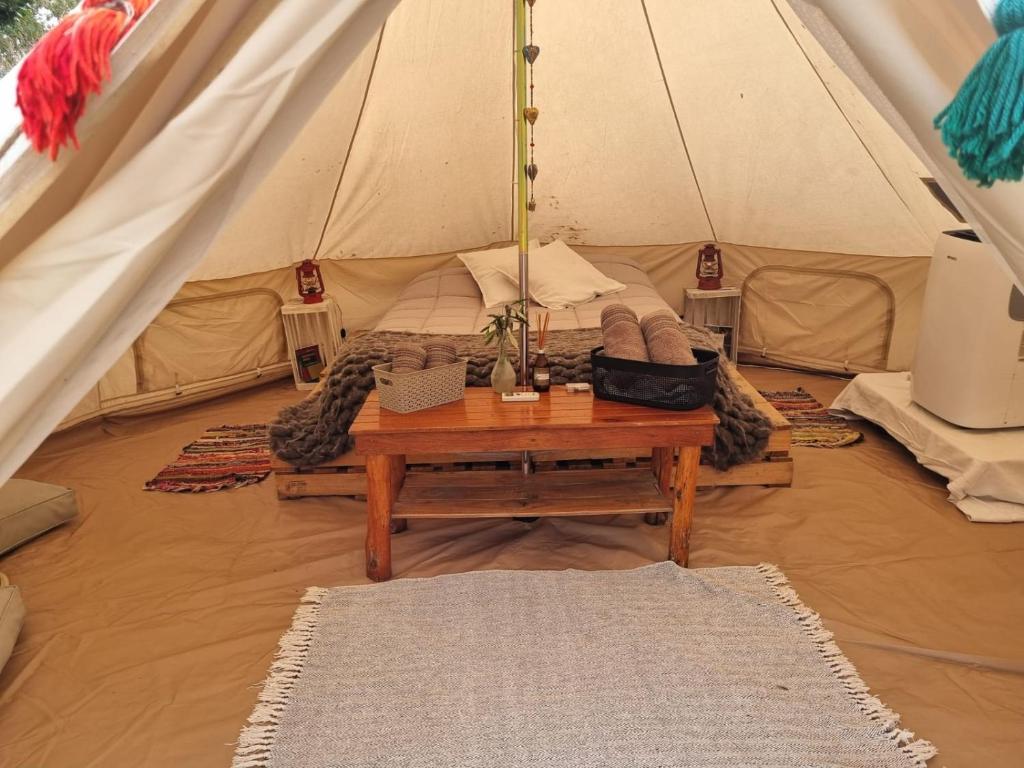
[191,0,954,281]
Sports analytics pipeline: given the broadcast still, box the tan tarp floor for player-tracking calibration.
[1,367,1022,767]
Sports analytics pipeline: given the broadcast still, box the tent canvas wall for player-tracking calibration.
[0,0,1018,484]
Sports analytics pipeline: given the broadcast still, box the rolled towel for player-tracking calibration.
[391,343,427,373]
[424,340,458,369]
[600,304,649,362]
[641,310,697,365]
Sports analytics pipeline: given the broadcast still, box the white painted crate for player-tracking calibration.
[280,296,343,390]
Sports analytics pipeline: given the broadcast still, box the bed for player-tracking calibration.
[373,256,674,335]
[270,255,793,497]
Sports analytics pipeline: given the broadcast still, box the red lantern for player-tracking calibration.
[295,259,325,304]
[696,243,724,291]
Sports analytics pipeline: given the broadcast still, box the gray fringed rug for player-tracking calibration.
[233,563,935,768]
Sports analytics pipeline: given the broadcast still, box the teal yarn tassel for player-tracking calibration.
[934,0,1024,187]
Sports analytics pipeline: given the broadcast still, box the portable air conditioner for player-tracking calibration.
[911,230,1024,428]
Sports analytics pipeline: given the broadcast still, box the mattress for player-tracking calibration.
[374,255,674,334]
[831,372,1024,523]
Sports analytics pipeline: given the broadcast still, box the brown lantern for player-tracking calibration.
[295,259,325,304]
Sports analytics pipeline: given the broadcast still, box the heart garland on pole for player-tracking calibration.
[524,3,539,212]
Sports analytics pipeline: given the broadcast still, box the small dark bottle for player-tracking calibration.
[532,348,551,393]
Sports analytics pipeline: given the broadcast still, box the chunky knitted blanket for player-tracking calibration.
[270,328,772,470]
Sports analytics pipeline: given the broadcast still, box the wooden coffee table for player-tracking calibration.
[350,387,719,581]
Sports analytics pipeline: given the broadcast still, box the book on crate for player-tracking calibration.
[295,344,324,383]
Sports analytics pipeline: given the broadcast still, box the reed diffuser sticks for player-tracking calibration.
[536,310,550,349]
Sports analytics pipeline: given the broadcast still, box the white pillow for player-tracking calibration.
[458,241,539,308]
[494,240,626,309]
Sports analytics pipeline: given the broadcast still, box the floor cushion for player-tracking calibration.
[0,574,24,675]
[0,479,77,556]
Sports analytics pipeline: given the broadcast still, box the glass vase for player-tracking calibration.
[491,346,516,394]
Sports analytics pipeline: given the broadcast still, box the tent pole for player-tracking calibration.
[514,0,531,478]
[514,0,529,388]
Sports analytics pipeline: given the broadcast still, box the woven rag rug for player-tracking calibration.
[270,328,772,471]
[233,563,935,768]
[759,387,864,448]
[144,424,271,492]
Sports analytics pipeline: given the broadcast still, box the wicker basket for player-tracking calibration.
[372,359,468,413]
[591,346,718,410]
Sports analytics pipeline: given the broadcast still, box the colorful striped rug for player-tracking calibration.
[758,388,863,448]
[144,424,271,492]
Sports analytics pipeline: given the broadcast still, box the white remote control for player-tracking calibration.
[565,382,591,392]
[501,391,540,403]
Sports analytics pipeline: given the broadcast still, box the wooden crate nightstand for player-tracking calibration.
[683,287,742,363]
[280,296,344,390]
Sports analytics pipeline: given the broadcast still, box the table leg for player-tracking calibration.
[365,453,402,581]
[390,458,407,534]
[669,446,700,566]
[645,447,673,525]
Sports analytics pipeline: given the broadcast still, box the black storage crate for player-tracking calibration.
[590,346,718,411]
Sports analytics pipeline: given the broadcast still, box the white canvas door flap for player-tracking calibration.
[799,0,1024,290]
[0,0,230,264]
[0,0,400,484]
[81,0,267,197]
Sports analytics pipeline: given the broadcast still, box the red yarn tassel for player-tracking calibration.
[16,0,152,160]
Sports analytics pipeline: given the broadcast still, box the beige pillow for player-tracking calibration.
[0,479,77,556]
[495,240,626,309]
[458,241,539,308]
[0,574,24,676]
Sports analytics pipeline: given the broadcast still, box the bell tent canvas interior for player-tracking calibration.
[2,0,1023,483]
[1,1,1024,766]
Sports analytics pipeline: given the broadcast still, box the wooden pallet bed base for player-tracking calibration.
[274,454,793,499]
[271,366,792,499]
